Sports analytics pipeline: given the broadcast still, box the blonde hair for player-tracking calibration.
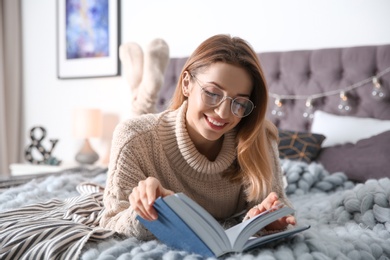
[169,34,278,202]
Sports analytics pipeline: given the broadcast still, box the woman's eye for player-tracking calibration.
[234,101,248,111]
[205,89,221,98]
[235,103,245,110]
[207,92,218,97]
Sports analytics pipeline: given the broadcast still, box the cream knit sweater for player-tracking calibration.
[100,101,289,240]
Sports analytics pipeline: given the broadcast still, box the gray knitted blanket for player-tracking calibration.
[1,160,389,259]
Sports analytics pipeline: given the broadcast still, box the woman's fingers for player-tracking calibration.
[243,192,288,223]
[143,177,159,206]
[285,215,296,225]
[129,186,152,220]
[265,214,296,230]
[160,186,175,197]
[129,177,174,221]
[257,192,279,212]
[138,180,153,212]
[129,179,157,221]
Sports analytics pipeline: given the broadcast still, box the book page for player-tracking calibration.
[225,203,284,244]
[226,207,294,250]
[242,225,311,251]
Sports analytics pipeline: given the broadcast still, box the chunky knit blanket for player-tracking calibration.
[0,160,389,259]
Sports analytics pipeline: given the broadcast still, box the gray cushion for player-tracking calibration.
[278,129,325,163]
[316,130,390,182]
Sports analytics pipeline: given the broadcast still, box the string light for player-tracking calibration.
[371,76,388,99]
[269,66,390,119]
[303,98,314,120]
[338,91,351,113]
[271,98,286,117]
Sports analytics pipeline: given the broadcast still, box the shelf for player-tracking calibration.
[9,162,80,176]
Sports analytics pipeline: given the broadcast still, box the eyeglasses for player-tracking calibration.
[192,75,255,118]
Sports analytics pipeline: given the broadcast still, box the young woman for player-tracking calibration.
[100,34,296,240]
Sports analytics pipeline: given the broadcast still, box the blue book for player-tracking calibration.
[137,193,310,257]
[136,196,214,257]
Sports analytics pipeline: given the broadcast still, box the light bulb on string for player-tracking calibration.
[303,98,314,120]
[271,98,286,118]
[371,76,388,100]
[268,66,390,117]
[338,91,351,113]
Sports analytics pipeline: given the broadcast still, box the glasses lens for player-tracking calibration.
[200,85,254,118]
[232,98,254,117]
[201,86,223,106]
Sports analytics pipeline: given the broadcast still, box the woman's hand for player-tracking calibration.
[244,192,296,230]
[129,177,174,221]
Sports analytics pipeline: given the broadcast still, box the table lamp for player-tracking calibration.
[73,108,102,164]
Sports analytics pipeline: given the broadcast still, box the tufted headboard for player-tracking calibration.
[157,44,390,133]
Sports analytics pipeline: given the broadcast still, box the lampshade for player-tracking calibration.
[73,108,103,139]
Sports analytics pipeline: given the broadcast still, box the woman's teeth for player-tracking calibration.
[208,117,225,126]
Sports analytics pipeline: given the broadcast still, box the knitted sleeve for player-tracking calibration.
[99,120,155,240]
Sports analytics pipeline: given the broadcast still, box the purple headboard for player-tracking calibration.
[158,44,390,132]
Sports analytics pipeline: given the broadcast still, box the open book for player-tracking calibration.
[136,193,310,257]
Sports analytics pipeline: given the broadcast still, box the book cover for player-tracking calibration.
[136,197,215,257]
[136,193,310,257]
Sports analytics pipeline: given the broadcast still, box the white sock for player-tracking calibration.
[132,38,169,115]
[119,42,144,102]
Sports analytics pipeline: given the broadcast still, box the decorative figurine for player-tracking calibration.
[25,126,62,165]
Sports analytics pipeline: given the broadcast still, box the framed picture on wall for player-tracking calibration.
[57,0,120,79]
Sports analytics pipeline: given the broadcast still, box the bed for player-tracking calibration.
[1,43,390,260]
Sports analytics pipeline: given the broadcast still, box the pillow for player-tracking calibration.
[311,110,390,147]
[316,130,390,182]
[278,129,326,163]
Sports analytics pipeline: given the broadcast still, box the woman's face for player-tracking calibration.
[183,62,253,148]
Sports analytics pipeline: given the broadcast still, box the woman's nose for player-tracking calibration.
[214,98,232,119]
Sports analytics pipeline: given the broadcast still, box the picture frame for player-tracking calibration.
[57,0,120,79]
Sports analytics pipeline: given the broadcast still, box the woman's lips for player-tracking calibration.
[205,115,226,130]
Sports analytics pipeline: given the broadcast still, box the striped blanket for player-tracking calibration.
[0,183,115,260]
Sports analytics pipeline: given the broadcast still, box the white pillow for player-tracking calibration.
[311,110,390,147]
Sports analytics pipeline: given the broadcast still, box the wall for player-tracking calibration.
[21,0,390,166]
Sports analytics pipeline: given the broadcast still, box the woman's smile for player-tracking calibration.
[205,115,227,128]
